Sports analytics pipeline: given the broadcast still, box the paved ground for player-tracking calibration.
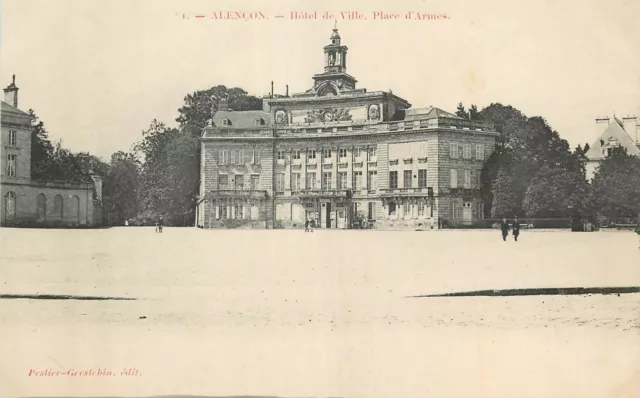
[0,228,639,398]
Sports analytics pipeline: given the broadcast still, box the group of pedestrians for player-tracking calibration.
[500,216,520,242]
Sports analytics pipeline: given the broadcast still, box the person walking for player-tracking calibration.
[500,217,510,241]
[158,216,164,233]
[513,216,520,242]
[305,219,310,232]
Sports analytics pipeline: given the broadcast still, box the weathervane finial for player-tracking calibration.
[334,19,337,30]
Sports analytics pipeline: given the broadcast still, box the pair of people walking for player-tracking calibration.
[155,217,164,233]
[501,217,520,241]
[304,219,315,232]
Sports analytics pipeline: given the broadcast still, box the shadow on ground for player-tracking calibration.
[410,286,640,298]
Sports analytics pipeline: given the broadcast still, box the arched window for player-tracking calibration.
[4,192,16,222]
[53,194,63,221]
[70,195,80,223]
[36,194,47,222]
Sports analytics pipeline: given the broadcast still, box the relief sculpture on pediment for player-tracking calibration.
[304,108,353,123]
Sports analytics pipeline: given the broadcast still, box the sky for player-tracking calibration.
[1,0,639,160]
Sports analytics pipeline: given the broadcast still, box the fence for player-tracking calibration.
[444,218,572,230]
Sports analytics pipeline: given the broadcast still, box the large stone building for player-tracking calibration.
[585,115,640,180]
[196,28,497,230]
[1,76,103,227]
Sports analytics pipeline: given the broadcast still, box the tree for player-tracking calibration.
[590,146,640,222]
[29,110,54,180]
[176,86,262,133]
[491,167,518,218]
[523,164,589,219]
[479,104,579,217]
[455,103,468,119]
[104,151,140,225]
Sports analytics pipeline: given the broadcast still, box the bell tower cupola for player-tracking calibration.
[310,24,358,96]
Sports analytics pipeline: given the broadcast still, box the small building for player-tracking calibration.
[585,115,640,180]
[1,75,103,227]
[196,28,498,230]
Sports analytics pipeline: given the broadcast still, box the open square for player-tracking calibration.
[1,228,639,398]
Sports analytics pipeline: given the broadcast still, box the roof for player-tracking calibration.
[1,100,31,117]
[211,110,271,129]
[403,106,463,121]
[586,118,640,160]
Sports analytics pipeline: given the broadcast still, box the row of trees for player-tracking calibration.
[455,103,640,223]
[29,91,639,227]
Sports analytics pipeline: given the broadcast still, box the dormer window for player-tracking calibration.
[222,118,232,126]
[255,117,265,126]
[607,147,613,157]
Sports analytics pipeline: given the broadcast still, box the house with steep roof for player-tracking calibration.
[585,115,640,180]
[1,75,103,227]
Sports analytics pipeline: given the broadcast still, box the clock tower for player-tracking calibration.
[311,26,358,96]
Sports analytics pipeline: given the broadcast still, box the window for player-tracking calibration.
[450,169,458,188]
[292,150,301,160]
[368,171,377,190]
[607,148,613,157]
[451,201,461,219]
[354,148,362,159]
[277,151,285,160]
[418,203,425,217]
[463,144,472,159]
[368,202,376,220]
[250,175,260,190]
[235,174,244,190]
[353,171,363,190]
[252,149,261,165]
[218,205,228,219]
[6,154,16,177]
[234,204,244,219]
[291,173,301,192]
[476,171,482,188]
[389,171,398,189]
[230,150,237,165]
[418,169,427,188]
[254,118,264,126]
[306,173,316,190]
[367,147,377,161]
[219,150,229,165]
[450,142,459,159]
[276,173,285,192]
[218,174,229,189]
[464,170,471,188]
[308,150,317,160]
[222,118,231,126]
[237,150,245,165]
[323,149,332,160]
[8,130,16,146]
[403,202,411,216]
[339,148,347,159]
[403,170,412,188]
[322,172,332,190]
[475,144,485,160]
[388,202,397,216]
[337,172,347,190]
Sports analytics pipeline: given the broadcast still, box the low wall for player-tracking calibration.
[1,180,101,227]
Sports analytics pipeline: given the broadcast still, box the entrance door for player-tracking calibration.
[463,202,473,225]
[325,202,332,228]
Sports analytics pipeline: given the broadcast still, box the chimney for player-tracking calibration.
[622,115,637,142]
[595,116,610,138]
[219,97,229,111]
[286,85,289,97]
[271,81,274,98]
[3,74,18,108]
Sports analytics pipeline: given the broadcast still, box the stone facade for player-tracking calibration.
[196,29,497,230]
[1,76,103,227]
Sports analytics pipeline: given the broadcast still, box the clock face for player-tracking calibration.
[323,111,334,122]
